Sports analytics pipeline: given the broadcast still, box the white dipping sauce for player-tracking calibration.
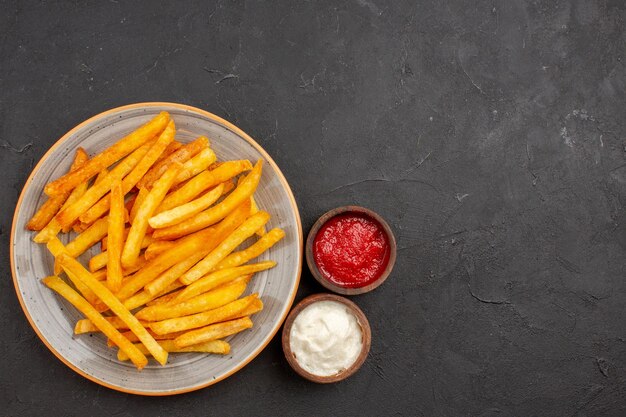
[289,300,363,377]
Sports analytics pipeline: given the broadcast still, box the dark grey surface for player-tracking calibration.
[1,0,625,416]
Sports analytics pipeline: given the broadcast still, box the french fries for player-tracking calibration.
[117,340,230,361]
[115,226,219,300]
[172,148,217,186]
[142,252,206,297]
[180,211,270,284]
[130,187,149,223]
[43,276,148,369]
[155,141,183,164]
[174,262,274,303]
[63,216,109,257]
[32,151,91,242]
[229,297,264,319]
[123,280,184,311]
[144,241,176,260]
[100,228,153,253]
[148,183,224,229]
[121,162,182,268]
[152,160,263,240]
[174,317,253,348]
[57,253,168,365]
[147,288,185,306]
[157,160,250,213]
[53,142,153,231]
[108,329,184,347]
[94,168,109,185]
[250,194,267,236]
[46,238,99,305]
[150,294,257,335]
[216,228,285,270]
[135,280,247,322]
[143,201,252,296]
[106,181,125,292]
[27,148,89,231]
[79,120,176,225]
[44,112,169,196]
[31,115,283,370]
[74,315,143,334]
[138,136,208,189]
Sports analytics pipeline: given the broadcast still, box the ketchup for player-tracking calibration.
[312,213,390,288]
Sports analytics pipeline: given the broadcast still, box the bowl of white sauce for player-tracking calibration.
[281,293,371,383]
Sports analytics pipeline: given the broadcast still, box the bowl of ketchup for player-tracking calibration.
[306,206,396,295]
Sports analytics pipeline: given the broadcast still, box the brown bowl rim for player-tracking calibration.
[305,205,397,295]
[281,293,372,383]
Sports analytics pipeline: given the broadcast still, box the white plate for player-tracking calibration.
[10,103,302,395]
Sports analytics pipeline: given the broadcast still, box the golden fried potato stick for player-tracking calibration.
[250,195,266,236]
[72,222,89,233]
[237,174,266,237]
[42,276,148,369]
[143,201,251,296]
[122,255,147,275]
[46,237,99,305]
[150,294,257,335]
[123,280,184,311]
[138,136,208,189]
[57,253,168,365]
[89,252,108,272]
[101,226,153,252]
[174,262,274,303]
[124,192,137,214]
[154,141,183,165]
[107,180,125,292]
[33,157,91,239]
[130,187,149,223]
[216,228,285,270]
[171,148,216,185]
[143,241,176,261]
[44,112,169,197]
[90,257,147,294]
[148,183,224,229]
[174,317,253,348]
[135,280,247,322]
[108,329,185,347]
[79,121,176,225]
[74,316,149,334]
[157,161,251,213]
[146,288,185,306]
[153,160,263,240]
[94,168,109,185]
[65,216,109,255]
[27,148,89,231]
[92,268,107,281]
[50,142,153,233]
[226,297,263,320]
[144,252,205,296]
[121,162,182,268]
[52,215,109,275]
[180,211,270,284]
[117,339,229,361]
[115,226,217,300]
[89,235,152,272]
[60,185,90,234]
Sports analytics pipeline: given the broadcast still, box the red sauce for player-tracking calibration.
[312,213,390,288]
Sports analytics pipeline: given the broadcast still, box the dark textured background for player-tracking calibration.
[1,1,625,416]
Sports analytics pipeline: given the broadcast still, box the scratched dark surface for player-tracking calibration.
[1,0,625,416]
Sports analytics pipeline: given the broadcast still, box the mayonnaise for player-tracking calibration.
[289,300,363,377]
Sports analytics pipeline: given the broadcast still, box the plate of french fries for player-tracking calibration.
[10,103,302,395]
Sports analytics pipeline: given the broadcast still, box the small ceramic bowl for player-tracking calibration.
[306,206,397,295]
[282,293,371,383]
